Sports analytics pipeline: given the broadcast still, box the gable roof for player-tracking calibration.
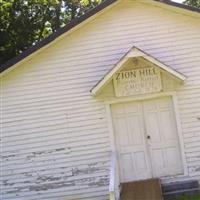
[91,47,186,96]
[1,0,200,74]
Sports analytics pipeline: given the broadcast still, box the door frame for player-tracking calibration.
[105,91,188,183]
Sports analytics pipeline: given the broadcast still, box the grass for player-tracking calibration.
[176,195,200,200]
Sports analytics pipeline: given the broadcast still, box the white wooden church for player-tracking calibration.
[1,0,200,199]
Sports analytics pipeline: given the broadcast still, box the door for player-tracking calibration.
[111,101,152,182]
[111,96,183,183]
[143,97,183,177]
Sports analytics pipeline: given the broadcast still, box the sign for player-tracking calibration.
[113,67,162,97]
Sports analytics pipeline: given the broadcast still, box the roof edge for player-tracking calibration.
[156,0,200,14]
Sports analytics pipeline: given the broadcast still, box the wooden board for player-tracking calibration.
[121,179,163,200]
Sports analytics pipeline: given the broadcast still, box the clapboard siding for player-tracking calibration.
[1,0,200,199]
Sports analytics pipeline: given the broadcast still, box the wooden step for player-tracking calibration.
[121,179,163,200]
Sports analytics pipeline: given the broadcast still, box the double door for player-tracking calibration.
[111,96,183,182]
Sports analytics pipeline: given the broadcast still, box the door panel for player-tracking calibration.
[145,112,161,143]
[143,97,183,177]
[112,102,152,182]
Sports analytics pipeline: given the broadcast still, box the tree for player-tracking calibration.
[0,0,101,66]
[184,0,200,8]
[1,0,199,67]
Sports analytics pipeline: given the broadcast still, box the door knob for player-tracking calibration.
[147,135,151,139]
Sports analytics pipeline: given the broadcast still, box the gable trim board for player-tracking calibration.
[91,47,186,96]
[1,0,200,74]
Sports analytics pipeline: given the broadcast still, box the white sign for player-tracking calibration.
[113,67,162,97]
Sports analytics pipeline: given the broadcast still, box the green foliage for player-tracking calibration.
[0,0,101,65]
[1,0,199,66]
[175,194,200,200]
[184,0,200,8]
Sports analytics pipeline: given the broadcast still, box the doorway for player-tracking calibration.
[111,96,183,183]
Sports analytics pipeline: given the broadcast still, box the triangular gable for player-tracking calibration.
[91,47,186,96]
[1,0,200,74]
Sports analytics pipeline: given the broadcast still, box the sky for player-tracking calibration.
[173,0,184,3]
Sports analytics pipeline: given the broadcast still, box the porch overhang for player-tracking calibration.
[91,47,186,96]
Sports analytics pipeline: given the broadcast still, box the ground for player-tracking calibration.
[176,195,200,200]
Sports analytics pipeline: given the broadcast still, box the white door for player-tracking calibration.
[143,97,183,177]
[111,96,183,183]
[111,101,152,182]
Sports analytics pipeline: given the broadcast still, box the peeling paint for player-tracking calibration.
[5,189,21,194]
[3,180,15,186]
[26,148,68,160]
[36,175,62,182]
[72,162,107,176]
[29,181,75,191]
[189,166,200,173]
[88,178,109,187]
[72,166,98,176]
[23,181,31,184]
[195,167,200,172]
[1,154,16,161]
[55,148,66,152]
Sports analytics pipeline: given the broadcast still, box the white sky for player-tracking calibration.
[172,0,184,3]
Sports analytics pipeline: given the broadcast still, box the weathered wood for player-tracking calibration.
[1,0,200,199]
[121,179,163,200]
[109,152,120,200]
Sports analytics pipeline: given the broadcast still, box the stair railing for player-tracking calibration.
[109,152,120,200]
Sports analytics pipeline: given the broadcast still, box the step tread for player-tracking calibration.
[121,179,163,200]
[164,188,200,195]
[162,180,199,193]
